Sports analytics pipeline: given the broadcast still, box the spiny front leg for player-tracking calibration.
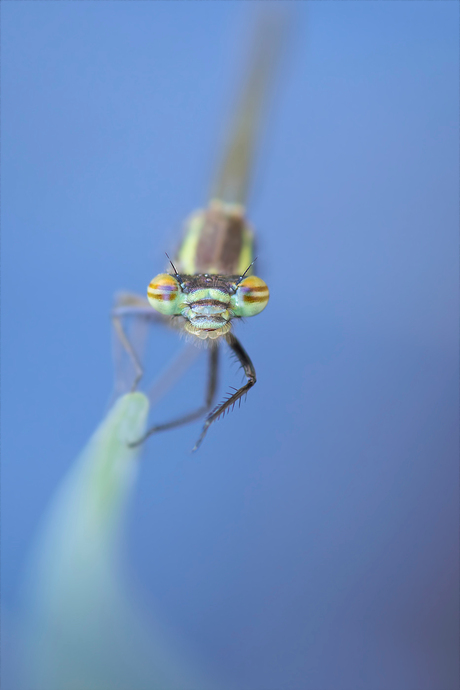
[193,332,256,452]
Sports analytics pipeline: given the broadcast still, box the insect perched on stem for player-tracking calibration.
[112,15,285,451]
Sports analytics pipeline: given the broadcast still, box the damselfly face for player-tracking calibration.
[147,270,269,341]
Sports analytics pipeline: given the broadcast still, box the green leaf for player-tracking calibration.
[21,393,213,690]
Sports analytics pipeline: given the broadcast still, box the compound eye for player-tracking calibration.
[232,276,269,317]
[147,273,182,315]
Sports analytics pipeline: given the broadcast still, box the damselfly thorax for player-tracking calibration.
[112,13,284,450]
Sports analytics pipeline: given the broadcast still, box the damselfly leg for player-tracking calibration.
[112,292,165,392]
[112,296,225,445]
[192,333,256,452]
[130,345,220,447]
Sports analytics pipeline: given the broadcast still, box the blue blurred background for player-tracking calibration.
[2,2,458,688]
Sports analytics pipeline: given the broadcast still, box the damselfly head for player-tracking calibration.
[147,271,269,340]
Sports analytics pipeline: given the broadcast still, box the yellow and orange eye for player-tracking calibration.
[147,273,182,315]
[231,275,269,317]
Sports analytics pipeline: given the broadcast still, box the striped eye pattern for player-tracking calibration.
[232,275,269,317]
[147,273,182,315]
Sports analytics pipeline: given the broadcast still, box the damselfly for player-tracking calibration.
[112,16,284,451]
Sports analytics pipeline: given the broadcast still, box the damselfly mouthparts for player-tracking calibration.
[112,15,284,451]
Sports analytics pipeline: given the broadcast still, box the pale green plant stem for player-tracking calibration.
[21,393,211,690]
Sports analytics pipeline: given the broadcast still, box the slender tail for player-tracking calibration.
[211,11,289,208]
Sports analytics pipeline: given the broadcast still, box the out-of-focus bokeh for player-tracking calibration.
[2,2,458,689]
